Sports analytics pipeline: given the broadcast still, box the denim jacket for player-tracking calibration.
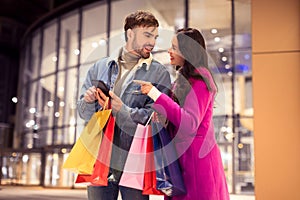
[77,48,171,181]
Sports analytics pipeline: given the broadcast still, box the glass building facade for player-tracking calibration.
[1,0,253,194]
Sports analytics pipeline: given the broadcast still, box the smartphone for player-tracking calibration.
[92,80,110,98]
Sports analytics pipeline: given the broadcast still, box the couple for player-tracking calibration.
[78,10,229,200]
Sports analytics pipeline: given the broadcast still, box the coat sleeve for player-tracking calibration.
[77,59,109,122]
[153,80,214,135]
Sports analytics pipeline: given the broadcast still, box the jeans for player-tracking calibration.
[87,181,149,200]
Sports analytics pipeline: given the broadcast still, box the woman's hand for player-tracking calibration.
[133,80,153,94]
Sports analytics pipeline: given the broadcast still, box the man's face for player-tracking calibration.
[128,26,158,58]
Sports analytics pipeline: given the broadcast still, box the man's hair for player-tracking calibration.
[124,10,159,41]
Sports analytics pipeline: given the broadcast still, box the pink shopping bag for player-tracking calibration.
[118,123,150,190]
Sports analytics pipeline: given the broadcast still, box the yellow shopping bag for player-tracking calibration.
[63,109,112,174]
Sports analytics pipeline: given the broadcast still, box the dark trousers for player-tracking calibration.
[87,181,149,200]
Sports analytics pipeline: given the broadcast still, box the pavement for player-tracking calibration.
[0,186,255,200]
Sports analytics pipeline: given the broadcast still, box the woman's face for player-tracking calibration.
[168,35,185,67]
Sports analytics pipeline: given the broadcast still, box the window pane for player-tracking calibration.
[81,3,108,64]
[20,153,41,185]
[56,68,78,127]
[22,81,37,132]
[31,32,41,80]
[45,152,73,187]
[39,75,55,129]
[59,12,79,69]
[41,22,57,77]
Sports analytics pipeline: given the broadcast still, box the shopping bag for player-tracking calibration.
[142,124,163,195]
[118,123,149,190]
[90,115,115,186]
[75,174,92,183]
[63,109,112,174]
[152,121,187,196]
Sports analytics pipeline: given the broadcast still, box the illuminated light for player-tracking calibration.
[99,39,106,46]
[61,148,67,154]
[52,56,58,62]
[74,49,80,55]
[27,144,33,149]
[220,126,227,133]
[33,124,39,130]
[12,97,18,103]
[29,120,35,126]
[29,107,36,114]
[238,143,244,149]
[92,42,98,48]
[225,132,234,141]
[221,56,227,62]
[244,54,250,60]
[53,154,58,160]
[211,28,218,34]
[69,117,76,126]
[227,71,233,76]
[218,48,224,53]
[47,101,54,107]
[225,64,231,69]
[22,155,29,163]
[12,152,17,157]
[214,37,221,42]
[226,126,232,133]
[55,112,60,117]
[58,87,64,92]
[59,101,65,107]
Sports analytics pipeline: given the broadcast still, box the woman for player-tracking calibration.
[134,28,229,200]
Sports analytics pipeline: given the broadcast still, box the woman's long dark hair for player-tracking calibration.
[173,28,217,105]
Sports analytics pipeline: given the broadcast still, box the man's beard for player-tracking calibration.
[132,38,151,59]
[136,48,150,59]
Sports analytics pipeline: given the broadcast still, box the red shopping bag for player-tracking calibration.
[75,174,92,183]
[75,115,115,185]
[118,123,149,190]
[90,115,115,186]
[143,125,163,195]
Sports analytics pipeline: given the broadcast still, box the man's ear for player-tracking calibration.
[127,29,133,40]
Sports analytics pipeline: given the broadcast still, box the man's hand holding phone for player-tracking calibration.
[95,88,109,109]
[91,80,110,109]
[92,80,110,98]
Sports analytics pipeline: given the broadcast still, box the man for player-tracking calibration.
[77,10,171,200]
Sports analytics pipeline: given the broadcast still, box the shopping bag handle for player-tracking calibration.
[145,112,154,126]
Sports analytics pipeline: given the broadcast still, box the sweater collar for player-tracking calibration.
[107,47,152,71]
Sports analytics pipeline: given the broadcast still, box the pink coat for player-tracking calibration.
[153,72,229,200]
